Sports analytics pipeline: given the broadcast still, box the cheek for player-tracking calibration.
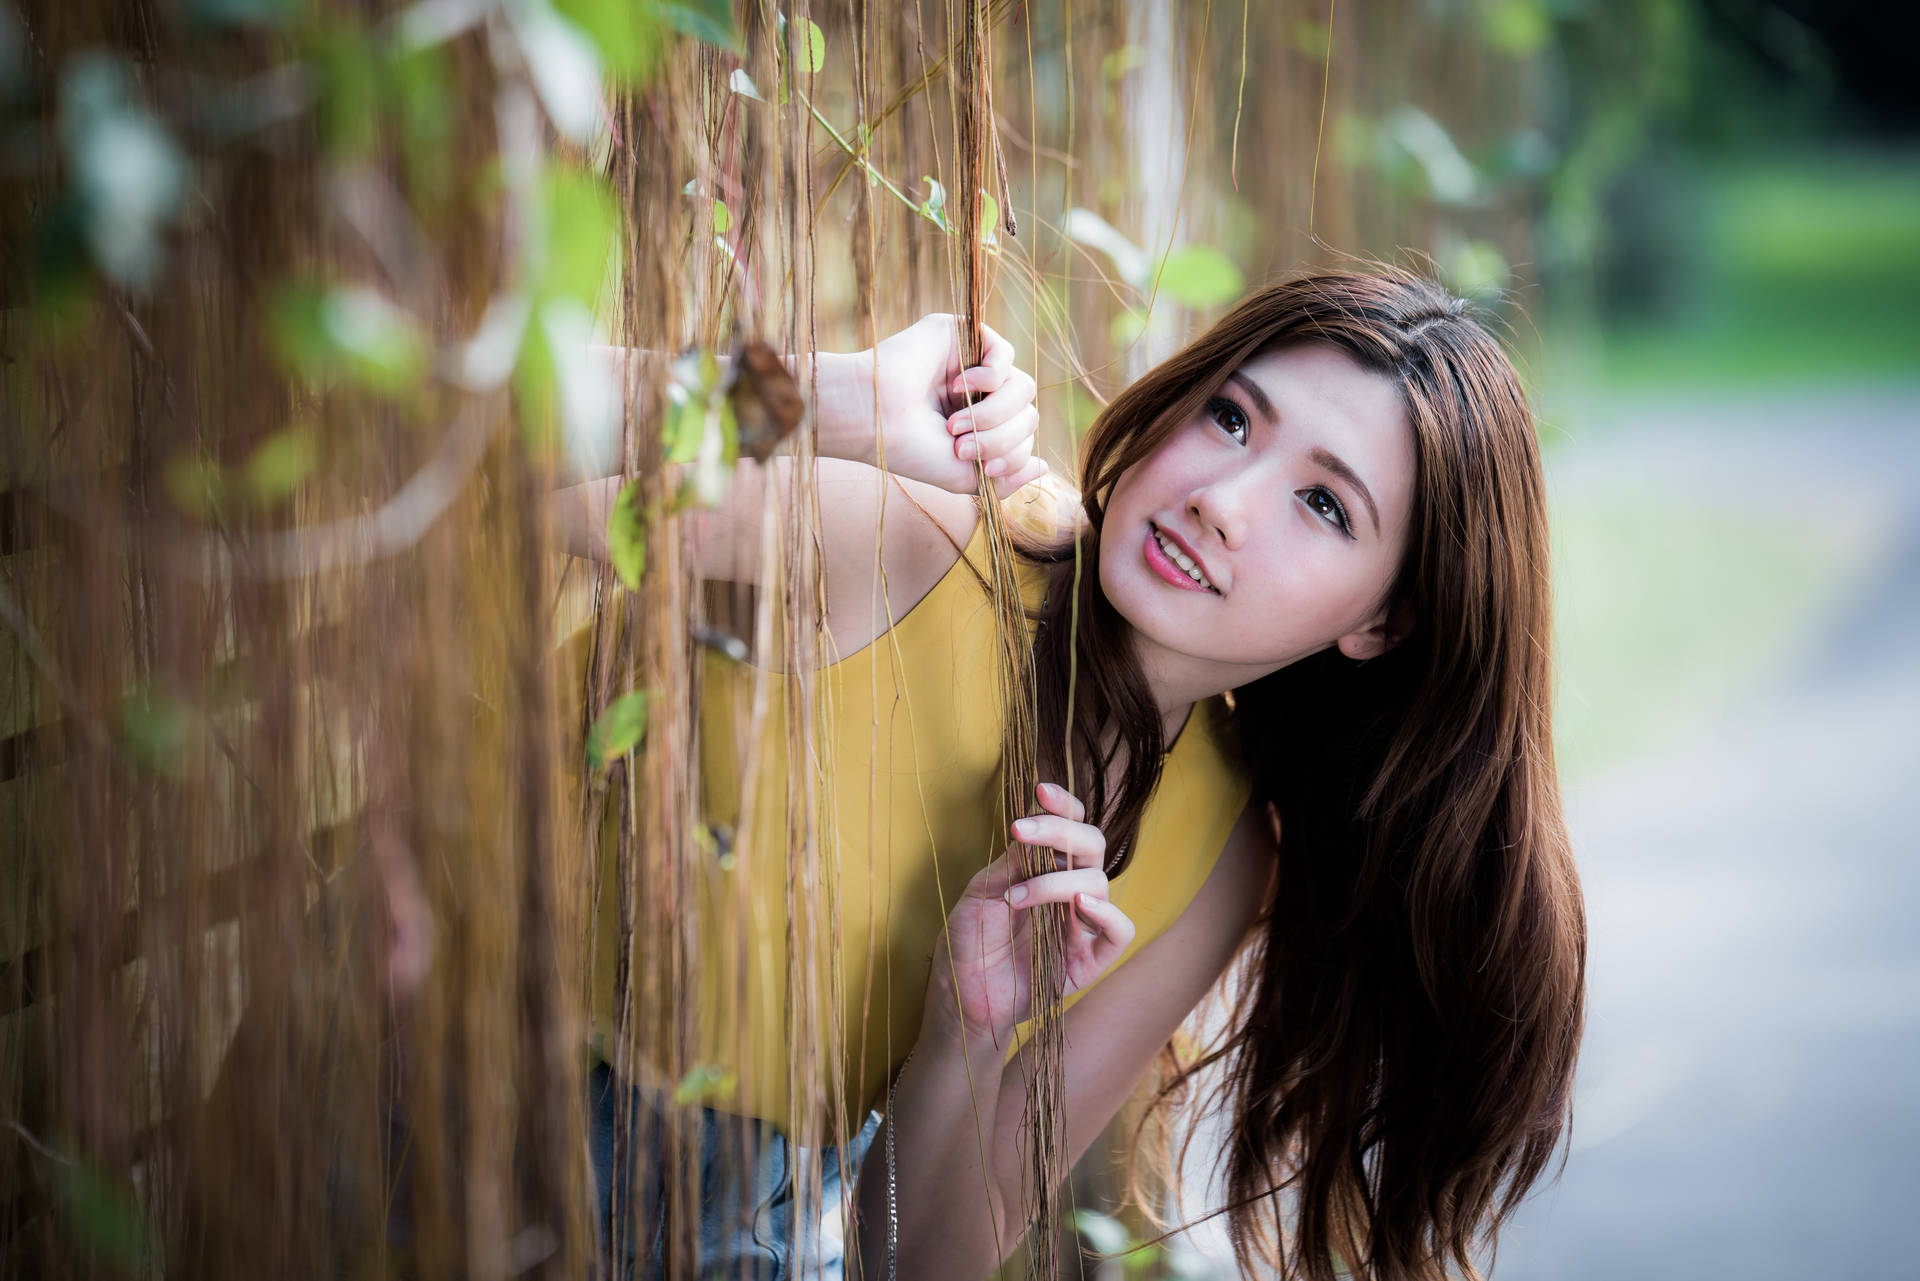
[1233,520,1389,632]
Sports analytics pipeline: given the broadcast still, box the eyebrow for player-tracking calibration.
[1226,370,1276,423]
[1309,447,1380,535]
[1226,370,1382,536]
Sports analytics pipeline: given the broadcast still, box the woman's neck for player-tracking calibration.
[1133,644,1220,748]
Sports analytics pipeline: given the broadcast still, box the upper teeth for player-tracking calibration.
[1153,528,1215,591]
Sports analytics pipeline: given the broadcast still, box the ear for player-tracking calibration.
[1335,599,1415,662]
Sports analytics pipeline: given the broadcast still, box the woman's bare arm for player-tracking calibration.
[862,800,1278,1278]
[549,317,1043,641]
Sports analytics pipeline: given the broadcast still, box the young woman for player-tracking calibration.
[562,267,1585,1281]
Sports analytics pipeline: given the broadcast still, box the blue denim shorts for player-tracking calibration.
[588,1063,883,1280]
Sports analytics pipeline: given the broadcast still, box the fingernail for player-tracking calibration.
[984,458,1007,477]
[1011,818,1034,838]
[957,436,980,459]
[1037,782,1057,799]
[1006,885,1028,905]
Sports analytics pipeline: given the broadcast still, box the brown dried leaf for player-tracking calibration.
[726,341,804,461]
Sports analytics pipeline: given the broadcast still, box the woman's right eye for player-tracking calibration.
[1206,397,1249,445]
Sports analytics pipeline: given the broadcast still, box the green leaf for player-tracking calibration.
[799,18,826,74]
[323,286,428,393]
[728,67,763,100]
[1072,1208,1132,1256]
[979,191,999,244]
[513,310,560,451]
[672,1063,738,1106]
[553,300,620,457]
[270,283,426,397]
[607,480,647,590]
[163,454,226,520]
[1099,44,1144,82]
[59,53,186,290]
[1109,305,1150,348]
[120,688,191,776]
[1062,207,1149,288]
[711,197,732,235]
[310,23,381,159]
[554,0,664,84]
[1382,106,1479,206]
[586,690,650,770]
[662,349,720,463]
[1481,0,1551,57]
[919,176,949,232]
[246,424,318,505]
[49,1151,153,1273]
[663,391,704,464]
[514,0,606,144]
[1156,245,1243,308]
[686,396,739,507]
[1293,20,1330,59]
[653,0,739,52]
[392,43,454,192]
[1442,238,1509,299]
[540,166,619,306]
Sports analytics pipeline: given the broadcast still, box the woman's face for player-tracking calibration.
[1099,343,1418,698]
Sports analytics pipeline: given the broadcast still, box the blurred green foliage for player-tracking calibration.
[1593,157,1920,387]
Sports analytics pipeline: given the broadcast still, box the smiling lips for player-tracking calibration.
[1145,523,1218,593]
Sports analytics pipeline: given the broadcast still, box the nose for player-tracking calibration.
[1186,468,1261,550]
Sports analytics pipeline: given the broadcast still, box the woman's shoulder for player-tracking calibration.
[1002,470,1083,548]
[815,464,1083,656]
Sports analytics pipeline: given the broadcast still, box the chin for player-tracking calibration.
[1096,534,1187,641]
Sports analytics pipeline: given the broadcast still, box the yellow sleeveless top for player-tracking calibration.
[587,509,1253,1139]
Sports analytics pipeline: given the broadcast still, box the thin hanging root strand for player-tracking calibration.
[956,2,1067,1275]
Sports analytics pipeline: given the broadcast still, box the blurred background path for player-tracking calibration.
[1501,388,1920,1278]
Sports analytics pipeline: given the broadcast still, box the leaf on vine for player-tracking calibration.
[1156,245,1243,308]
[553,0,664,85]
[607,479,647,590]
[655,0,740,52]
[919,176,949,231]
[1441,237,1509,299]
[728,67,763,100]
[541,166,619,306]
[163,454,226,520]
[1072,1208,1132,1256]
[1062,208,1148,288]
[46,1147,154,1274]
[672,1063,737,1106]
[120,688,192,777]
[1109,305,1150,348]
[799,18,826,74]
[512,0,607,145]
[246,424,318,505]
[586,690,649,770]
[271,282,426,397]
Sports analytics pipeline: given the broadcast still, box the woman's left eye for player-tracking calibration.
[1206,397,1249,445]
[1300,486,1353,535]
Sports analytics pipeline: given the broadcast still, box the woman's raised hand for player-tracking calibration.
[926,783,1138,1046]
[821,313,1046,496]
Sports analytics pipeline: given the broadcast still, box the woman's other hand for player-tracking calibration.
[926,783,1137,1047]
[818,314,1047,496]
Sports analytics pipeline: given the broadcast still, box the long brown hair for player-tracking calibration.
[1023,268,1585,1279]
